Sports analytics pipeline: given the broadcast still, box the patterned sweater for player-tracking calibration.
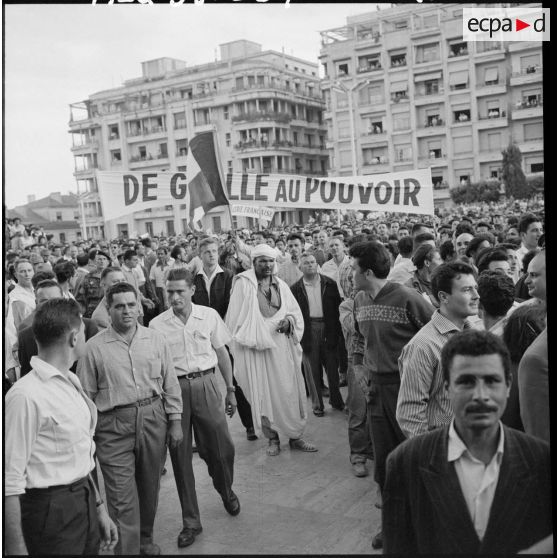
[353,281,434,375]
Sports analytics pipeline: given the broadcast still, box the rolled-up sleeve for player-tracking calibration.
[5,391,38,496]
[160,337,182,420]
[76,341,100,402]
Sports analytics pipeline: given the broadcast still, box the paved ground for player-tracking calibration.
[102,380,382,555]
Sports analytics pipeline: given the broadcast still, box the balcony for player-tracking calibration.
[389,57,407,70]
[418,153,447,166]
[129,153,168,168]
[234,139,294,152]
[361,130,388,144]
[477,111,508,129]
[126,126,167,142]
[231,110,292,124]
[73,167,97,177]
[231,82,323,101]
[478,150,504,163]
[390,93,409,104]
[356,64,382,75]
[516,139,544,154]
[510,67,542,87]
[71,139,99,152]
[511,99,543,120]
[475,44,505,61]
[362,158,390,173]
[243,168,327,177]
[416,119,446,137]
[475,80,507,97]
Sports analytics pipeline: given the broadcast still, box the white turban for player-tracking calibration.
[251,244,277,260]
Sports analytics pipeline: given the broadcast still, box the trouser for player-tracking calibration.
[337,332,348,376]
[227,347,254,431]
[366,372,405,494]
[346,357,374,464]
[171,374,236,529]
[304,320,344,411]
[21,477,100,555]
[95,398,167,555]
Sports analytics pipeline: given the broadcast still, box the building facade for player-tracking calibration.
[69,40,328,240]
[319,3,543,207]
[7,193,81,244]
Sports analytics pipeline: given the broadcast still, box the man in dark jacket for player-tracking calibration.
[383,330,552,554]
[291,252,344,416]
[192,236,256,441]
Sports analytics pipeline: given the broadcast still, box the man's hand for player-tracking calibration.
[97,505,118,551]
[276,318,291,335]
[166,420,183,449]
[353,364,370,395]
[225,392,237,418]
[143,298,155,310]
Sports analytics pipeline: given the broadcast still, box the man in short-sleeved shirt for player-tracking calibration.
[149,268,240,549]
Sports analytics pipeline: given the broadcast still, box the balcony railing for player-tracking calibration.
[514,66,542,76]
[357,64,382,73]
[231,110,292,123]
[448,48,469,57]
[419,118,445,128]
[390,58,407,68]
[129,153,168,163]
[231,82,322,100]
[433,180,449,190]
[515,99,543,109]
[365,157,389,165]
[478,110,506,120]
[476,80,503,88]
[243,168,327,177]
[391,93,409,103]
[364,127,385,135]
[415,87,444,97]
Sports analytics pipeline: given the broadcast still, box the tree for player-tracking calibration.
[501,143,529,198]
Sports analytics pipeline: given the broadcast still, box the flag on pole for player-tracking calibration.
[185,131,229,229]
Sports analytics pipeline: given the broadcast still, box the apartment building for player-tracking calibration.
[319,3,544,207]
[68,40,328,239]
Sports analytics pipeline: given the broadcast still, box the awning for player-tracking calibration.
[449,71,469,86]
[414,71,442,83]
[389,81,408,93]
[484,67,498,82]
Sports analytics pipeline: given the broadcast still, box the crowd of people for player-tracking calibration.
[4,194,551,555]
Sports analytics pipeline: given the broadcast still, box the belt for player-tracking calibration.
[178,368,214,381]
[370,371,401,385]
[111,394,160,411]
[26,476,89,495]
[309,317,324,322]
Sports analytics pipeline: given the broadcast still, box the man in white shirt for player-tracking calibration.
[149,268,240,549]
[5,299,117,555]
[384,330,552,554]
[515,213,542,263]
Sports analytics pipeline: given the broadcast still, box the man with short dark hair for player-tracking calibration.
[477,270,515,337]
[384,330,552,555]
[516,213,542,263]
[277,233,305,286]
[350,241,434,549]
[387,236,414,283]
[6,299,118,555]
[476,248,512,278]
[78,282,183,555]
[291,252,344,417]
[397,262,479,439]
[90,267,127,330]
[75,250,110,318]
[150,268,240,549]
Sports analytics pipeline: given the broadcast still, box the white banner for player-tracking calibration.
[230,204,275,221]
[96,168,435,220]
[226,169,435,216]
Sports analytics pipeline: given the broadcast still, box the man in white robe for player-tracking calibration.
[225,244,317,456]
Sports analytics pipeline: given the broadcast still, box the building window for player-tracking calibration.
[158,143,168,158]
[393,113,411,131]
[56,212,62,221]
[523,122,543,141]
[454,109,471,123]
[520,54,541,74]
[177,165,187,171]
[139,146,147,160]
[109,125,119,140]
[226,133,231,147]
[336,62,349,77]
[489,167,500,179]
[227,160,233,173]
[174,112,187,129]
[520,90,542,108]
[453,136,473,153]
[212,216,222,232]
[224,105,229,120]
[416,42,440,64]
[487,132,501,151]
[390,53,406,67]
[484,67,499,85]
[394,19,408,29]
[530,162,544,173]
[59,232,66,243]
[357,54,381,72]
[448,41,468,57]
[166,220,175,236]
[449,71,469,90]
[459,174,471,185]
[111,149,121,163]
[145,222,153,236]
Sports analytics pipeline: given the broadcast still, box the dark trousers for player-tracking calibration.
[21,477,100,555]
[227,347,254,430]
[95,398,167,555]
[337,333,348,376]
[171,374,235,529]
[367,373,405,494]
[304,320,344,411]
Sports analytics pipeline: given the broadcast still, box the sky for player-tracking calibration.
[4,2,388,209]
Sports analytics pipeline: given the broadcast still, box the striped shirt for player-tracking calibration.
[397,310,469,438]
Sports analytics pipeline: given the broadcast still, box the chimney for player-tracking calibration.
[27,195,36,203]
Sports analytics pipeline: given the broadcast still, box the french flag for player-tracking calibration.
[185,131,229,229]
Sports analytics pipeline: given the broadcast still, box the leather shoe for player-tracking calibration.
[371,531,383,550]
[177,526,202,548]
[223,493,241,516]
[313,409,324,417]
[351,462,368,477]
[246,427,258,441]
[289,438,318,452]
[140,542,161,555]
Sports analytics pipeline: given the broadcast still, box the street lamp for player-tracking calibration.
[330,78,371,224]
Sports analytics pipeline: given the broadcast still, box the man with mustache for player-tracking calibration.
[384,330,552,554]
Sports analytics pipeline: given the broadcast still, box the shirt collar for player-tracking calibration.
[448,420,505,463]
[105,323,150,343]
[432,310,465,334]
[163,303,204,323]
[30,356,70,382]
[197,264,224,279]
[303,275,321,287]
